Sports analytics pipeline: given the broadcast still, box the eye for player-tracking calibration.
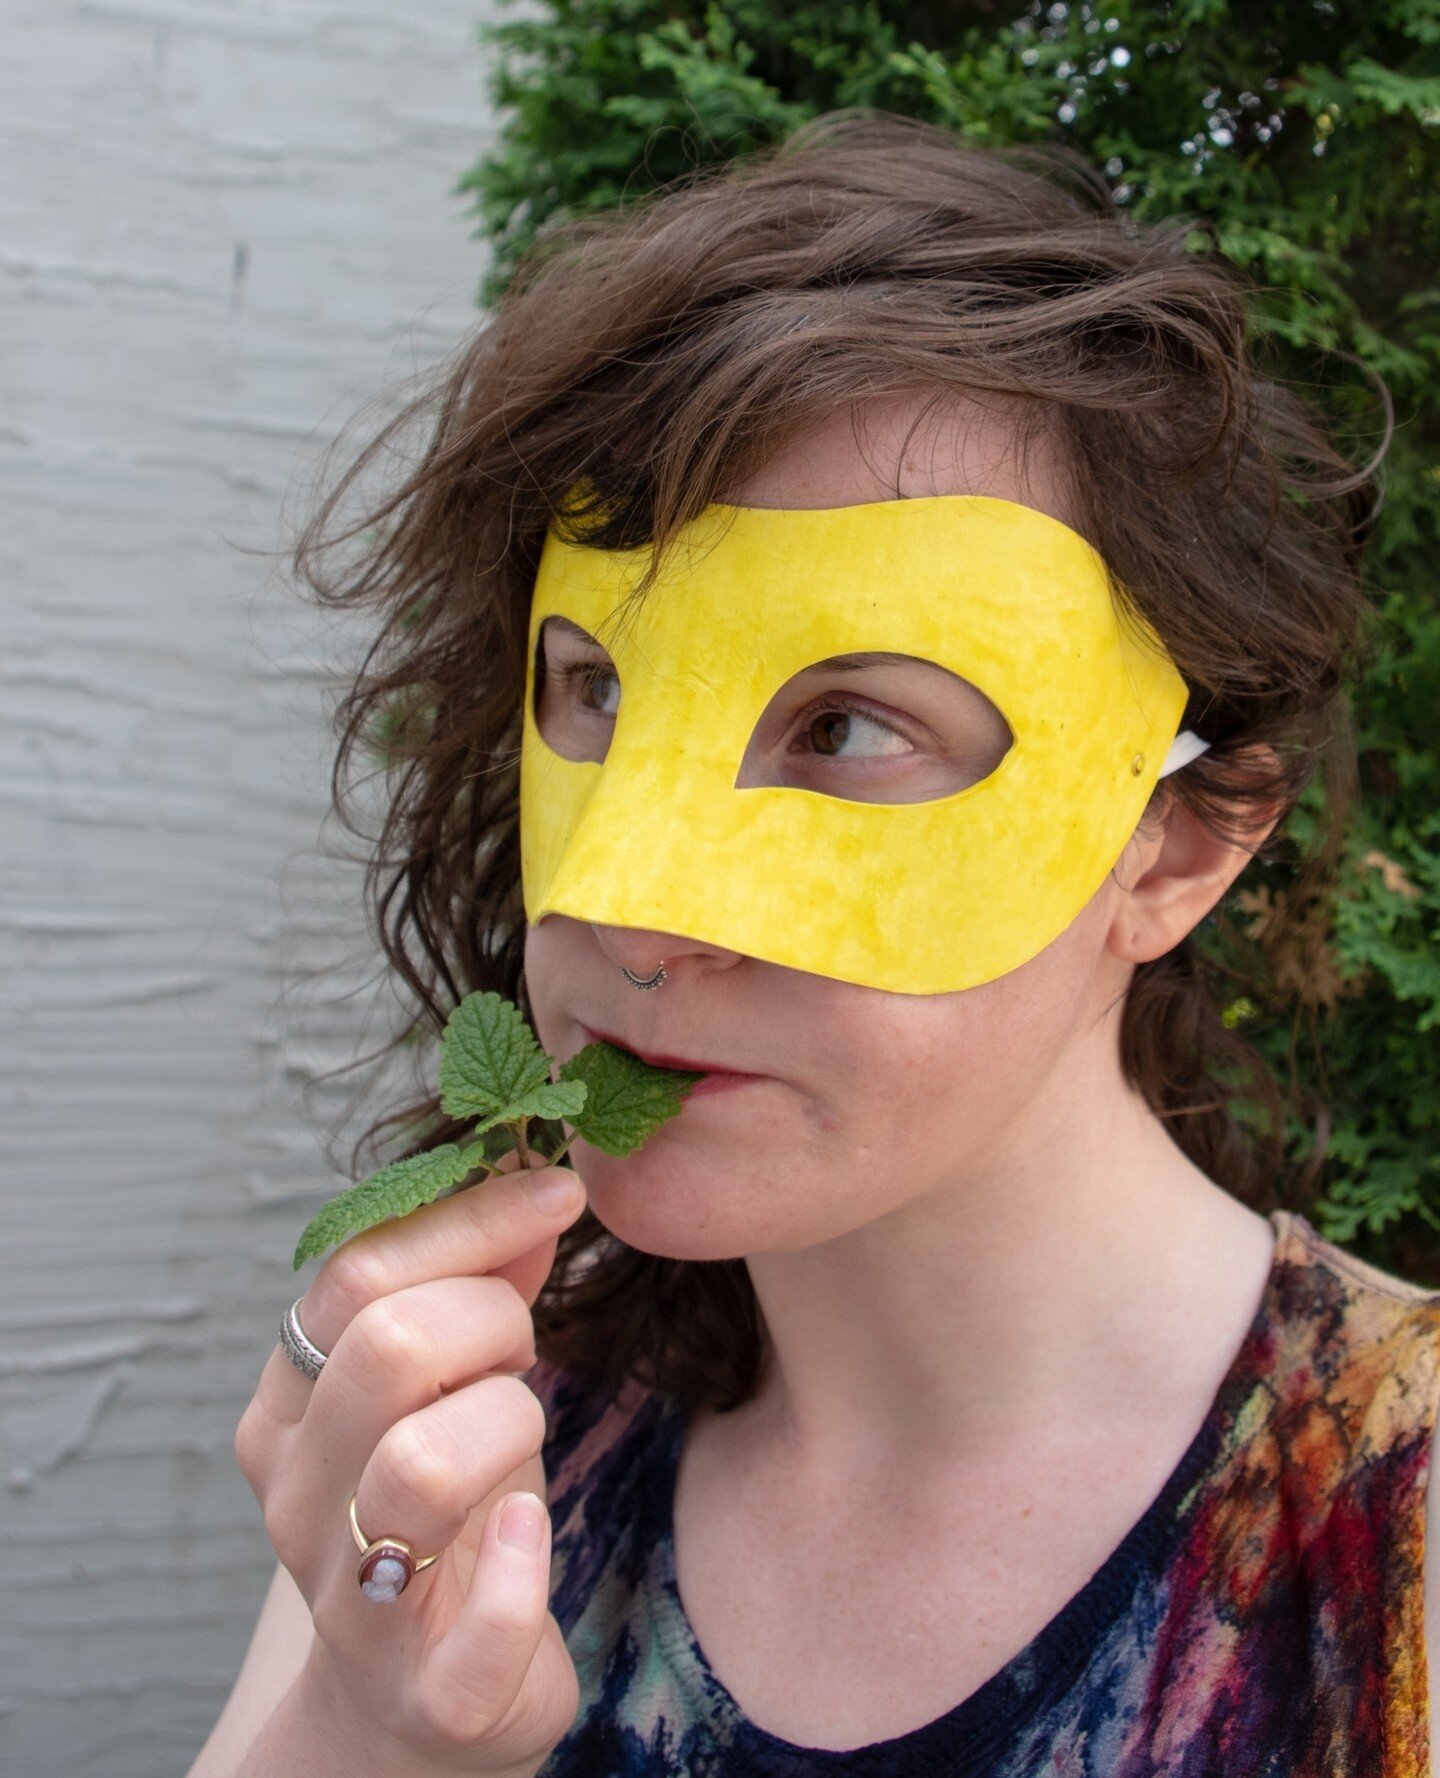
[532,615,622,760]
[791,695,916,762]
[553,658,620,718]
[530,618,1016,806]
[737,652,1014,805]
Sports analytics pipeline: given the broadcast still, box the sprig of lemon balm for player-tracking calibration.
[292,990,703,1270]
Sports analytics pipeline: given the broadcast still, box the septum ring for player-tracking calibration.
[349,1494,441,1603]
[621,961,667,990]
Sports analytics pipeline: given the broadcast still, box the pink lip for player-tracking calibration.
[683,1071,762,1098]
[576,1023,766,1085]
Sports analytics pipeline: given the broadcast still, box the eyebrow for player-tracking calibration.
[809,651,920,672]
[544,619,919,674]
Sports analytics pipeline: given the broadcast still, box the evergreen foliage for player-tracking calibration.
[455,0,1440,1275]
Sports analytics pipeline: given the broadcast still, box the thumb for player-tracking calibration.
[488,1148,586,1309]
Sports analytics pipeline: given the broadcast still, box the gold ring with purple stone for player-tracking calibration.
[349,1494,441,1603]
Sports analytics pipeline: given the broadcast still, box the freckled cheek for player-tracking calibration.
[520,919,581,1048]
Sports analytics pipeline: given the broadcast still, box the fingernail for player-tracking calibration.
[499,1492,546,1551]
[523,1168,583,1215]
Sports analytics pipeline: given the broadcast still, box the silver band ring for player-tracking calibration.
[279,1297,328,1380]
[349,1493,440,1602]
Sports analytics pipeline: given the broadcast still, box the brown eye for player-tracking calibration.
[799,698,915,761]
[737,651,1013,806]
[811,711,846,756]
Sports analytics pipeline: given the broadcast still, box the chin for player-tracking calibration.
[587,1198,756,1264]
[568,1144,708,1246]
[569,1141,845,1262]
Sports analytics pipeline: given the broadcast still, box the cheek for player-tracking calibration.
[521,917,571,1055]
[858,931,1104,1125]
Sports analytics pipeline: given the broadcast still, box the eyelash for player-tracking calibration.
[798,694,911,748]
[550,660,616,702]
[546,661,913,751]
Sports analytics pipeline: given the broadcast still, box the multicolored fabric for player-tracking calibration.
[529,1209,1440,1775]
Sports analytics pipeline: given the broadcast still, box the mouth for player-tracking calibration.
[575,1022,766,1081]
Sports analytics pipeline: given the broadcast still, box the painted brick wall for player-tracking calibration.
[0,4,506,1768]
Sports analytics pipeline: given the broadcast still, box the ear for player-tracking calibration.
[1106,745,1284,967]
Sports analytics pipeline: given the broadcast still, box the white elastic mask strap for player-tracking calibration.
[1158,728,1211,777]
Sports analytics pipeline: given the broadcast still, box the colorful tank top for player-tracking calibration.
[528,1209,1440,1775]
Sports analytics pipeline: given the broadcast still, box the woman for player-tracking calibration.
[189,112,1440,1776]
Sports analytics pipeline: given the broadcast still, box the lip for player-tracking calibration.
[575,1022,766,1081]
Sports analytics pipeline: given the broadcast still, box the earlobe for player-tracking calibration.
[1106,779,1281,966]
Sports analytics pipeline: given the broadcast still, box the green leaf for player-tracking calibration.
[292,1139,492,1271]
[557,1040,704,1155]
[438,990,589,1126]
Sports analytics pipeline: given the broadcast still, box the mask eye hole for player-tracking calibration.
[531,623,1014,804]
[735,652,1013,806]
[532,615,619,763]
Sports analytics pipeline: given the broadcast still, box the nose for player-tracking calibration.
[588,922,745,981]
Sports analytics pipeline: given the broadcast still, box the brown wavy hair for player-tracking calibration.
[287,109,1387,1413]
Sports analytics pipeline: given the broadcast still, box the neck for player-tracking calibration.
[734,1028,1275,1484]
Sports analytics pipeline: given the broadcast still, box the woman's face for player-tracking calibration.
[522,394,1147,1258]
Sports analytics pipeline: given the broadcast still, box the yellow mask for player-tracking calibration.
[519,495,1203,994]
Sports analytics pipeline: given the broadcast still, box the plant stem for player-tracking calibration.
[543,1129,577,1169]
[512,1118,531,1168]
[457,1142,504,1178]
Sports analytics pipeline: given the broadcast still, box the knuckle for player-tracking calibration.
[412,1649,571,1763]
[475,1275,538,1355]
[526,1663,582,1758]
[322,1242,393,1319]
[493,1373,548,1454]
[555,1654,582,1726]
[232,1404,265,1483]
[375,1419,456,1512]
[348,1298,434,1378]
[260,1495,310,1575]
[308,1585,354,1653]
[408,1686,491,1752]
[492,1273,536,1328]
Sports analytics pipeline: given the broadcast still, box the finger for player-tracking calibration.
[307,1161,586,1345]
[283,1273,539,1513]
[484,1152,590,1306]
[262,1161,585,1426]
[413,1490,567,1759]
[348,1370,546,1590]
[305,1373,543,1635]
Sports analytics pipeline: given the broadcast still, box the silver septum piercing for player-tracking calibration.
[621,962,667,990]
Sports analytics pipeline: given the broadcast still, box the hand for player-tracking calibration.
[234,1151,588,1775]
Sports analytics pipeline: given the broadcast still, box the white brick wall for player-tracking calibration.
[0,3,507,1767]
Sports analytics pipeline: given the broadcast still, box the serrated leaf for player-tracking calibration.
[457,1074,591,1130]
[437,990,558,1122]
[556,1040,704,1155]
[292,1139,492,1271]
[516,1075,591,1120]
